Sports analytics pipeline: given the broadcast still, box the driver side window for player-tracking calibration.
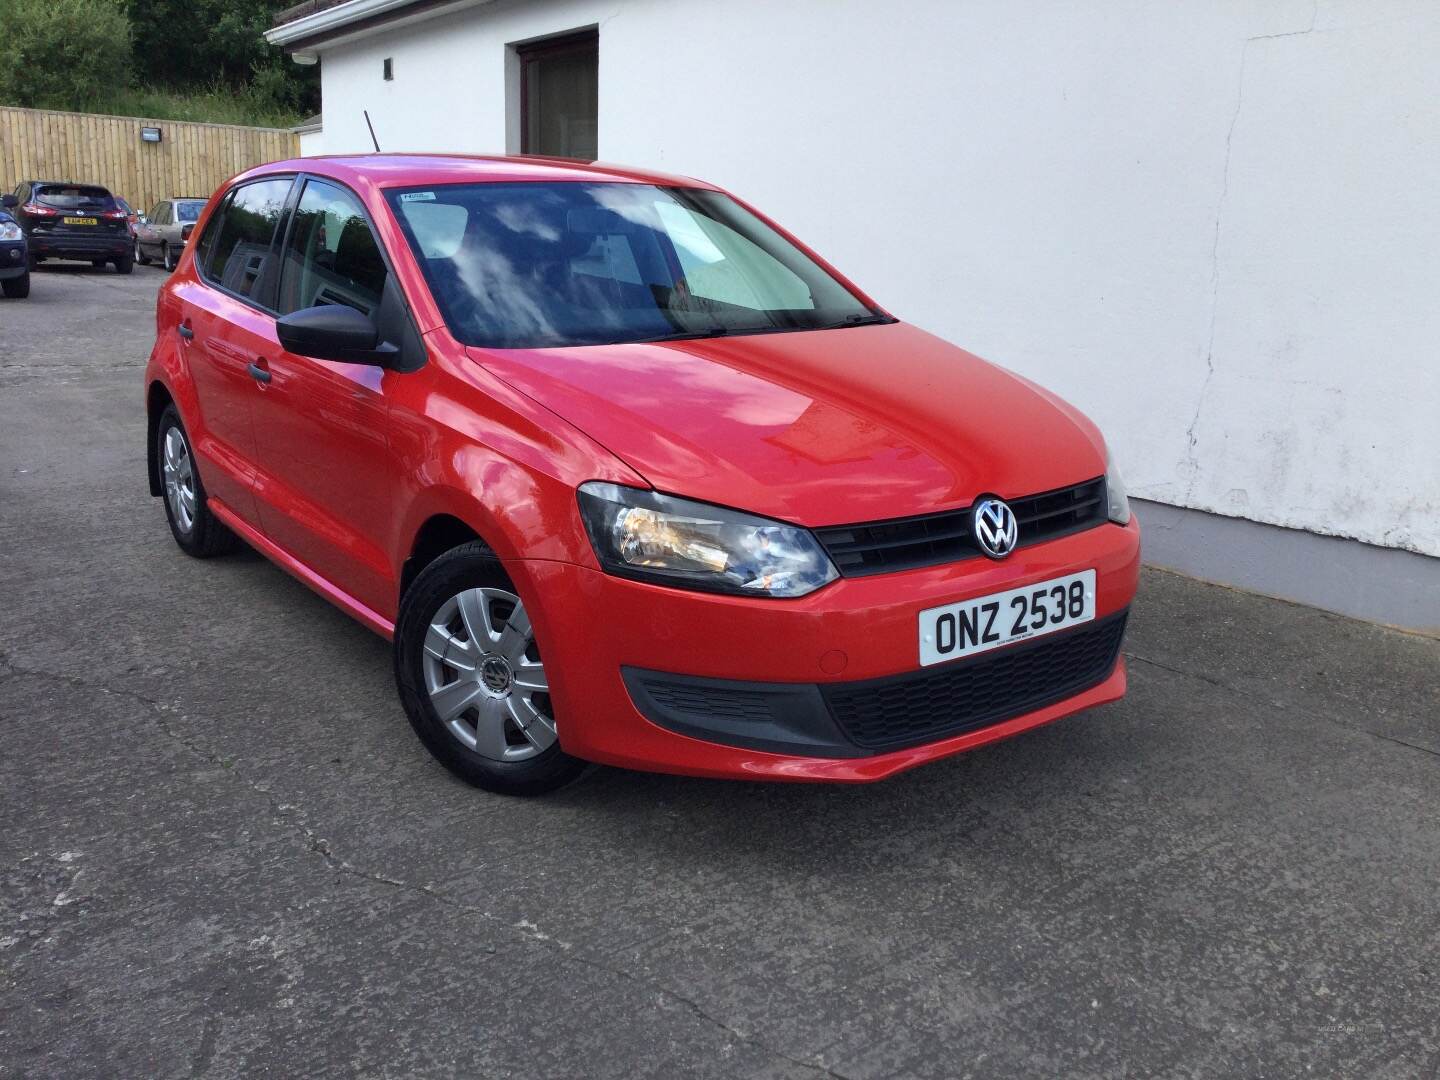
[276,179,388,318]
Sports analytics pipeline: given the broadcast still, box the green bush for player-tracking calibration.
[95,82,304,128]
[0,0,132,111]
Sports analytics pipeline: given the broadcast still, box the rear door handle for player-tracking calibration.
[178,324,194,340]
[247,360,272,384]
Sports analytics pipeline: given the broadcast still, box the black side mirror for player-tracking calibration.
[0,194,17,209]
[276,305,399,367]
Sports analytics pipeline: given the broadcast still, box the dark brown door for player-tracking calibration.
[519,30,598,160]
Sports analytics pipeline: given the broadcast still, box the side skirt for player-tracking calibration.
[209,497,396,640]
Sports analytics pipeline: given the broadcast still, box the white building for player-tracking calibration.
[267,0,1439,632]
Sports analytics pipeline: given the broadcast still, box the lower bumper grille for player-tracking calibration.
[821,611,1128,751]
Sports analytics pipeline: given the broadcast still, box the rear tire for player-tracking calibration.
[1,273,28,299]
[161,243,175,272]
[114,253,134,275]
[394,542,588,796]
[155,404,239,558]
[135,239,151,265]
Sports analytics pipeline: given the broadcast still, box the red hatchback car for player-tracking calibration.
[145,154,1140,795]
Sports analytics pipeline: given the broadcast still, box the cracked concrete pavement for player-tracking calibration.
[2,266,1438,1077]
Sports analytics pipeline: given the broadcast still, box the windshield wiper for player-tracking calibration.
[628,313,892,345]
[629,326,732,344]
[815,313,896,331]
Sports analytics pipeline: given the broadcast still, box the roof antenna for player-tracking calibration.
[364,110,381,153]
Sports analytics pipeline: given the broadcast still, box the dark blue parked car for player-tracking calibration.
[0,194,30,298]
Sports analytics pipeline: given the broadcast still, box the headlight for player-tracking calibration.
[578,482,839,598]
[0,222,21,242]
[1105,453,1131,524]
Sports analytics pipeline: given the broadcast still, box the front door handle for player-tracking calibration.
[178,324,193,340]
[247,360,272,384]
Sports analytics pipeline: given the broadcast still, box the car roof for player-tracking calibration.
[231,153,715,192]
[29,180,113,190]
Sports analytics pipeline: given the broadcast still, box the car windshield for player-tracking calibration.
[384,182,886,349]
[176,201,206,222]
[35,185,115,210]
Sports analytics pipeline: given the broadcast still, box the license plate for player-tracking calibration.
[918,569,1096,667]
[63,217,98,226]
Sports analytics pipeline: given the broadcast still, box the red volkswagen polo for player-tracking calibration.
[144,154,1140,795]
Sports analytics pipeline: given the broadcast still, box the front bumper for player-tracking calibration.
[0,241,26,278]
[512,516,1141,782]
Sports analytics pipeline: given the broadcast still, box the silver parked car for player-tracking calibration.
[134,198,208,271]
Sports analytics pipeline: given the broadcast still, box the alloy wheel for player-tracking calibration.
[421,587,555,761]
[161,426,197,532]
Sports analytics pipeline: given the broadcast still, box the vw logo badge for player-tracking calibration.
[972,497,1019,559]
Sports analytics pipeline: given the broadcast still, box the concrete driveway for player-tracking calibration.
[2,265,1437,1078]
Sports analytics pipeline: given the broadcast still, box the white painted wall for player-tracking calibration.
[309,0,1440,557]
[298,127,325,156]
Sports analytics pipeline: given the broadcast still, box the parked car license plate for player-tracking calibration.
[63,217,98,225]
[918,569,1096,667]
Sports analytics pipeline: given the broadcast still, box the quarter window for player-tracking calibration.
[204,178,292,304]
[276,179,388,318]
[194,197,223,271]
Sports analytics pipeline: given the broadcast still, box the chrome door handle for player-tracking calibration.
[247,361,272,384]
[178,324,194,340]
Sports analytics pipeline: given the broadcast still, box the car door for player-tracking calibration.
[141,202,167,255]
[247,176,406,617]
[161,202,186,248]
[178,177,296,527]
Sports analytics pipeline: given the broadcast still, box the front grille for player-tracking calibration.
[814,477,1107,576]
[821,611,1128,751]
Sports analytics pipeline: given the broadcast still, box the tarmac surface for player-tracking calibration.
[2,264,1438,1077]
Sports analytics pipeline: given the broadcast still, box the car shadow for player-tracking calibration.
[534,699,1128,875]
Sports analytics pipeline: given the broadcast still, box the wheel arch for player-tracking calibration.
[395,478,545,605]
[146,380,176,496]
[401,513,498,599]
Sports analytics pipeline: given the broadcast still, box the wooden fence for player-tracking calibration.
[0,106,298,217]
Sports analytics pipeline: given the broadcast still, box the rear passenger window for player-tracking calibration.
[204,178,292,304]
[276,180,387,318]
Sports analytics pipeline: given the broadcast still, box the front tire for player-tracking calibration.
[1,272,28,299]
[135,239,151,265]
[394,543,587,796]
[155,404,238,558]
